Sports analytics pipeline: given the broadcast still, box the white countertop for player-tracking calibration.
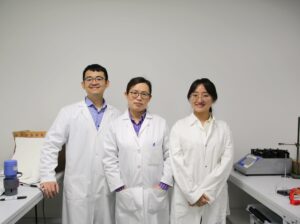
[230,170,300,223]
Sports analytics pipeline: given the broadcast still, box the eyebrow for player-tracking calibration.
[131,90,149,93]
[193,91,208,94]
[85,76,105,78]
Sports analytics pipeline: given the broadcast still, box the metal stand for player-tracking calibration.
[292,117,300,178]
[278,116,300,179]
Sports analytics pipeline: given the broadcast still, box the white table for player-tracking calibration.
[0,185,43,224]
[229,171,300,224]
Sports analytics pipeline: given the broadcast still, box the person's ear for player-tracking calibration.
[105,80,110,87]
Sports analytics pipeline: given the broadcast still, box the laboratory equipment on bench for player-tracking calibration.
[289,188,300,205]
[278,116,300,179]
[234,148,292,176]
[3,160,19,196]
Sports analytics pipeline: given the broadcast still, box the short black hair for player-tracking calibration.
[126,77,152,95]
[187,78,218,112]
[82,64,108,81]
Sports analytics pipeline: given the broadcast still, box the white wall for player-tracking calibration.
[1,0,300,169]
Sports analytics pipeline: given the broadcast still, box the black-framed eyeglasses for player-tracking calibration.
[84,76,105,82]
[129,91,151,99]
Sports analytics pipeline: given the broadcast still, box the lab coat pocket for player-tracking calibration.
[147,188,169,214]
[116,187,142,213]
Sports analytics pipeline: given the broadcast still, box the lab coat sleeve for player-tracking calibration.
[198,123,234,204]
[170,122,203,204]
[160,122,174,187]
[40,108,70,182]
[103,123,125,192]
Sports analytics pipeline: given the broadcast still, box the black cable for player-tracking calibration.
[20,182,39,188]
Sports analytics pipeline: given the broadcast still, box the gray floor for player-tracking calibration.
[226,218,233,224]
[16,218,61,224]
[18,218,233,224]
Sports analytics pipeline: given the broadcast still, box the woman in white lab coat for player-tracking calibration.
[103,77,173,224]
[170,78,234,224]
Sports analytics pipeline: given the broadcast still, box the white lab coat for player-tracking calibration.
[170,114,234,224]
[103,111,173,224]
[40,101,120,224]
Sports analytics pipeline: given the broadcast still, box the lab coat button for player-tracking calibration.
[137,165,141,168]
[205,165,208,168]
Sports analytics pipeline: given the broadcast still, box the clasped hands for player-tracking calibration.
[189,193,210,207]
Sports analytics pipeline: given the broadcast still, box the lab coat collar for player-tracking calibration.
[121,110,153,147]
[78,100,114,111]
[78,100,115,133]
[188,113,215,126]
[121,110,153,120]
[85,97,107,111]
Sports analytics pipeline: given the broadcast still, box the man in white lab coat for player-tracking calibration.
[40,64,120,224]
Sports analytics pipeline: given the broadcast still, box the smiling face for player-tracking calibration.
[189,84,214,116]
[126,82,151,114]
[81,70,109,98]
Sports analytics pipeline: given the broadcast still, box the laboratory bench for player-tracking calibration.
[228,170,300,224]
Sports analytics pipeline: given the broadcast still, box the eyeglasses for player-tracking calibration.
[129,91,151,99]
[84,76,105,82]
[190,93,210,100]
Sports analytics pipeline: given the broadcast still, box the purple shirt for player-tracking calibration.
[159,182,169,191]
[85,97,107,130]
[129,110,146,135]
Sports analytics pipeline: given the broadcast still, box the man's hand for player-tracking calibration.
[40,181,59,198]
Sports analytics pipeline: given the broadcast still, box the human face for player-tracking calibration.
[126,83,151,114]
[189,84,213,115]
[81,70,109,98]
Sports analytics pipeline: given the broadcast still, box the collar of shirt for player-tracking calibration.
[199,114,213,137]
[189,113,214,128]
[190,113,213,123]
[85,97,107,130]
[129,110,147,125]
[129,110,147,135]
[85,97,107,112]
[203,114,213,128]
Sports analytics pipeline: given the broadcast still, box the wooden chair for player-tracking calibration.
[12,130,65,173]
